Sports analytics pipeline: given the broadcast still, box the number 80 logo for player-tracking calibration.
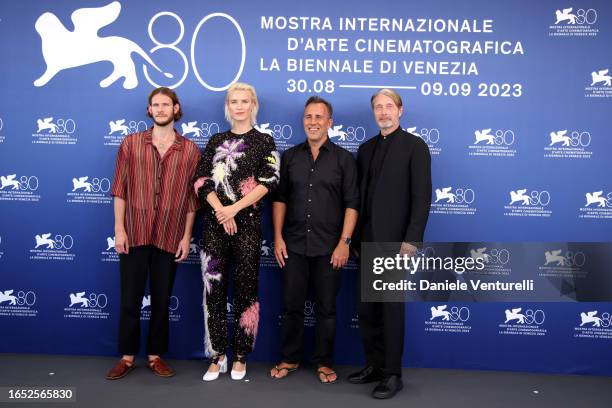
[449,306,470,322]
[523,309,545,325]
[16,291,37,306]
[18,176,39,191]
[53,235,74,250]
[574,9,598,25]
[143,12,245,91]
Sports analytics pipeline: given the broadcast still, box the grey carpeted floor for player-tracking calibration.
[0,354,610,408]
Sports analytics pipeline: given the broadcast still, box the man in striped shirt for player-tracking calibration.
[106,87,200,380]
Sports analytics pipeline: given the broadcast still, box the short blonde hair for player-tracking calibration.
[370,88,403,109]
[224,82,259,126]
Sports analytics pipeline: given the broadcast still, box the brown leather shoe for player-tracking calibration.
[148,357,175,377]
[106,358,136,380]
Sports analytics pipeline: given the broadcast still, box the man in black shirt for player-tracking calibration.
[348,89,432,399]
[270,96,359,383]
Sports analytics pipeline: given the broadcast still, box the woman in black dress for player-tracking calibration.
[194,82,279,381]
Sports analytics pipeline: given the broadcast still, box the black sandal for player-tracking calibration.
[270,363,298,379]
[317,368,338,384]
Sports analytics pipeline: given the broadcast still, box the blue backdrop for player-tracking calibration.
[0,0,611,376]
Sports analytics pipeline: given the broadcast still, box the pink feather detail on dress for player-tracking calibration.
[239,302,259,338]
[193,177,208,194]
[239,176,259,197]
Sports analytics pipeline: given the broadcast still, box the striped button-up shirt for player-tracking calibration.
[111,128,200,254]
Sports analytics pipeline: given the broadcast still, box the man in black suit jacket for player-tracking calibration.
[348,89,432,399]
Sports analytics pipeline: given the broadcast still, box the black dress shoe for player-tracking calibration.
[347,366,384,384]
[372,375,403,399]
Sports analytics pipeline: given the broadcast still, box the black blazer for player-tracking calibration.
[355,127,432,244]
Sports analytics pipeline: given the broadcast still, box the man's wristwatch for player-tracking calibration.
[343,236,352,246]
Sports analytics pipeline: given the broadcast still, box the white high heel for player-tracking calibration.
[203,356,227,381]
[231,356,247,380]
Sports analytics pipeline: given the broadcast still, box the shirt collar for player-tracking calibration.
[321,137,332,150]
[378,125,401,141]
[301,136,332,151]
[144,127,184,150]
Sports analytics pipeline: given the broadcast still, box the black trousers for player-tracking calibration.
[358,301,405,376]
[280,250,342,367]
[200,212,261,357]
[359,219,405,377]
[118,245,177,355]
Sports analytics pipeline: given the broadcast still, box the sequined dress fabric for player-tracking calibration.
[194,128,279,357]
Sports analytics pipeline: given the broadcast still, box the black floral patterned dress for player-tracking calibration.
[194,128,279,357]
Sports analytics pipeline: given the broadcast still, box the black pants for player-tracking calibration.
[280,250,342,367]
[359,218,404,376]
[118,245,177,355]
[358,301,405,376]
[200,212,261,357]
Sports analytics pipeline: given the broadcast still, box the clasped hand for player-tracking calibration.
[215,205,239,235]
